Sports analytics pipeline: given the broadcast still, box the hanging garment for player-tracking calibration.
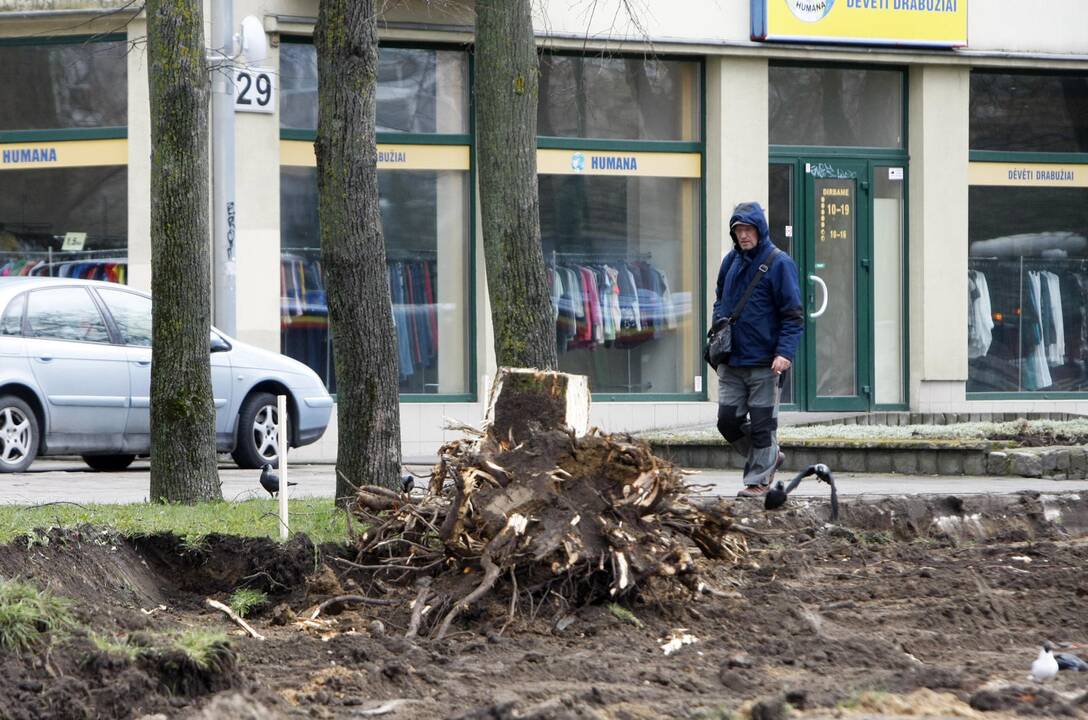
[1022,271,1052,390]
[967,269,994,359]
[1042,271,1065,366]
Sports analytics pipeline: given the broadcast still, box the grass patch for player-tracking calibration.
[608,602,644,629]
[0,579,75,653]
[89,632,143,662]
[172,629,231,670]
[0,498,348,546]
[228,588,268,618]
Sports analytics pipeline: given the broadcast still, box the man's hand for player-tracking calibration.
[771,356,792,374]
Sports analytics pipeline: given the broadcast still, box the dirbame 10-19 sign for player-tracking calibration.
[751,0,968,48]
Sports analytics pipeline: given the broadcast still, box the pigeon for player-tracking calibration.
[764,463,839,520]
[260,464,297,498]
[1055,651,1088,672]
[1032,643,1060,682]
[401,474,415,494]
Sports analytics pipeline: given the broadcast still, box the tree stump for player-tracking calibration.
[485,368,590,442]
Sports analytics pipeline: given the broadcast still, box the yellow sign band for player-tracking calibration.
[280,141,471,171]
[0,139,127,170]
[969,162,1087,188]
[759,0,967,47]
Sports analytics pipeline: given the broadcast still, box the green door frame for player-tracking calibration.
[802,158,872,411]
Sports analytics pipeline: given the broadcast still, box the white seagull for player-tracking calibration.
[1031,643,1060,682]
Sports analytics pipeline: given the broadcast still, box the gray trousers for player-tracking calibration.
[716,364,781,486]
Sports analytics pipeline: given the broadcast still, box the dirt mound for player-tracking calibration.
[3,492,1088,717]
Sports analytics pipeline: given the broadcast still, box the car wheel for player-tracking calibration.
[82,454,136,472]
[0,396,38,473]
[231,391,282,469]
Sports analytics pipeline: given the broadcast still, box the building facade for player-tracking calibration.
[0,0,1086,461]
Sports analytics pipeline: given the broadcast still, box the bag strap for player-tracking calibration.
[728,248,781,322]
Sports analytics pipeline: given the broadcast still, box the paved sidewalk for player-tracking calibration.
[0,459,1086,505]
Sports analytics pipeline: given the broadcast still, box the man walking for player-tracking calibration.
[712,202,804,497]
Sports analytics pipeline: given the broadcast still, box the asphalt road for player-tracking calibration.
[1,459,1087,505]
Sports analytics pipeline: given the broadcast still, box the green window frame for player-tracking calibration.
[537,51,707,402]
[278,37,476,403]
[0,34,128,144]
[966,69,1088,401]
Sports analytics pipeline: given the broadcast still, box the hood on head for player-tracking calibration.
[728,201,770,250]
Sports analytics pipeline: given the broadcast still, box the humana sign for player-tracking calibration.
[752,0,968,47]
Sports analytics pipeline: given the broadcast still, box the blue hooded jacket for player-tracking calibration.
[712,202,804,366]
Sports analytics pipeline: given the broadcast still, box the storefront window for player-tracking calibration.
[968,70,1088,395]
[967,186,1088,393]
[280,165,471,395]
[0,39,127,132]
[970,72,1088,154]
[538,55,701,142]
[770,65,903,148]
[539,173,701,395]
[0,166,127,282]
[280,42,469,134]
[279,42,472,397]
[0,38,128,284]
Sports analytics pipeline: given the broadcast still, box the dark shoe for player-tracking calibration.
[737,484,770,498]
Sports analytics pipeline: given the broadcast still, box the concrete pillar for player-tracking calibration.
[232,4,282,351]
[127,18,151,292]
[908,64,970,411]
[706,56,769,399]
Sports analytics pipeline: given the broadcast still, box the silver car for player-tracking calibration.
[0,277,333,472]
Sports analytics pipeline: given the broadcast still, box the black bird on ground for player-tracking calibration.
[1055,651,1088,672]
[401,474,415,494]
[764,463,839,520]
[260,464,297,498]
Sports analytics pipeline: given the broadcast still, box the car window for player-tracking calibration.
[0,294,24,336]
[25,287,110,343]
[97,288,152,347]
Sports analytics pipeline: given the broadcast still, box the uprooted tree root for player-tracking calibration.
[349,427,746,640]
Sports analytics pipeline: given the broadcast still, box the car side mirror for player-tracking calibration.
[210,334,231,353]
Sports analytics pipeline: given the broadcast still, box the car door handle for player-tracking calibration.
[36,356,53,363]
[136,360,151,367]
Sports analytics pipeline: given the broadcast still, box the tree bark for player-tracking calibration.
[315,0,402,502]
[475,0,558,371]
[146,0,221,503]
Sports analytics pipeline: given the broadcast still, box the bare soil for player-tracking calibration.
[2,493,1088,719]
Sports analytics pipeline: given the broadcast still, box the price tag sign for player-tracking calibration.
[62,232,86,251]
[234,68,275,114]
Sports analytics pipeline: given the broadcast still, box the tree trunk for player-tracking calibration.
[315,0,402,502]
[146,0,221,503]
[475,0,558,371]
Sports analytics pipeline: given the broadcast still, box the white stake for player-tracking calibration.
[277,394,289,540]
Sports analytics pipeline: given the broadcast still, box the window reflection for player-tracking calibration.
[0,41,126,131]
[538,55,701,141]
[279,43,468,134]
[26,287,109,343]
[970,72,1088,153]
[770,65,903,148]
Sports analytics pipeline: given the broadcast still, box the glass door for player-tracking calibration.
[768,163,797,407]
[803,159,871,411]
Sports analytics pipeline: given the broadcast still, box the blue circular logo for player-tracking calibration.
[786,0,835,22]
[571,152,586,173]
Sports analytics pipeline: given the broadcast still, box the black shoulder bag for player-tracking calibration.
[704,248,782,369]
